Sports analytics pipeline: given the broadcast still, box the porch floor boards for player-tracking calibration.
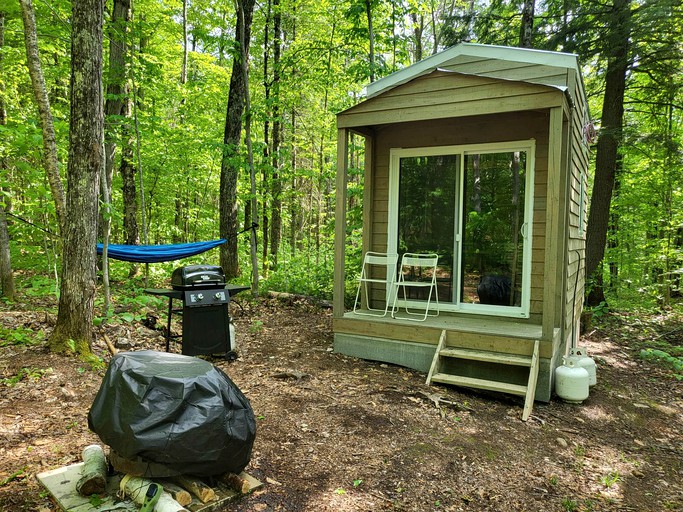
[335,311,558,360]
[338,311,543,339]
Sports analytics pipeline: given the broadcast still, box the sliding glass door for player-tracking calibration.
[397,154,459,303]
[388,141,535,318]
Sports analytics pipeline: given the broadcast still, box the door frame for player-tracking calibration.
[387,139,536,318]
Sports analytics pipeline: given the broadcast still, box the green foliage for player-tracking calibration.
[560,497,579,512]
[640,348,683,378]
[0,466,28,487]
[0,326,42,347]
[262,246,335,301]
[600,471,621,488]
[2,0,681,317]
[1,367,53,387]
[88,495,106,507]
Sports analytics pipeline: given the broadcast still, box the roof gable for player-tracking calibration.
[366,43,581,100]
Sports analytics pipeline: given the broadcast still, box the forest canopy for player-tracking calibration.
[0,0,682,312]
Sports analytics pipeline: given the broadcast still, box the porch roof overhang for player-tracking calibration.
[336,69,571,130]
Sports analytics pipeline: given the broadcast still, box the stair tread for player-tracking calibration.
[430,373,528,396]
[439,347,532,366]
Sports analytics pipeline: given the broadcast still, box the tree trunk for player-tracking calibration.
[262,0,271,275]
[102,0,131,313]
[18,0,67,235]
[365,0,375,82]
[237,0,259,295]
[290,106,298,256]
[121,94,139,249]
[0,11,15,301]
[49,0,103,355]
[410,12,424,62]
[181,0,188,85]
[269,0,282,270]
[219,0,256,279]
[0,9,6,127]
[584,0,630,308]
[0,205,15,301]
[519,0,535,48]
[104,0,130,206]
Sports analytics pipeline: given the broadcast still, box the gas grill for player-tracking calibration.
[145,265,249,359]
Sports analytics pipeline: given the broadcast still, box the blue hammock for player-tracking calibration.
[97,239,227,263]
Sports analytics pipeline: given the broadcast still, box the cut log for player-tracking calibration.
[76,445,108,496]
[221,471,263,494]
[119,475,189,512]
[172,475,216,503]
[159,481,193,507]
[221,472,250,494]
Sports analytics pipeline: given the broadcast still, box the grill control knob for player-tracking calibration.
[214,292,223,300]
[197,293,204,301]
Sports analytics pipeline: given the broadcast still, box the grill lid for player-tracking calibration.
[171,265,226,290]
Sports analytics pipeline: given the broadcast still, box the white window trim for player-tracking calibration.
[388,140,536,319]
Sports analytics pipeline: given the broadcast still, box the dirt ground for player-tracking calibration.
[0,296,682,512]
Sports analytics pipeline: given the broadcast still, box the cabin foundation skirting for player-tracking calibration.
[334,333,555,403]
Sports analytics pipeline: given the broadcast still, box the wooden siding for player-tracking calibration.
[562,70,590,342]
[338,71,564,129]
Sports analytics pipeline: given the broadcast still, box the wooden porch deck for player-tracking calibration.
[334,311,558,358]
[333,311,562,402]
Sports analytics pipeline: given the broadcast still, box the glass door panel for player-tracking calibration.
[397,155,459,303]
[460,151,526,308]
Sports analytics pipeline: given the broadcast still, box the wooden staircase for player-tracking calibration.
[426,330,540,421]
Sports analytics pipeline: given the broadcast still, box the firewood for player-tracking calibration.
[221,472,250,493]
[159,481,193,507]
[221,471,263,494]
[76,445,108,496]
[119,474,188,512]
[172,475,216,503]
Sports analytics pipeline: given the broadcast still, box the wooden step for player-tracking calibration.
[439,348,532,366]
[430,373,528,397]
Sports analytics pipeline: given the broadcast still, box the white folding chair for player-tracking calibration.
[353,252,398,317]
[391,253,439,321]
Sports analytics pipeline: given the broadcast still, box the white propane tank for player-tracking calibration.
[555,359,590,404]
[568,347,597,386]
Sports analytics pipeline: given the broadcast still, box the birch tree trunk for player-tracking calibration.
[18,0,67,235]
[49,0,104,355]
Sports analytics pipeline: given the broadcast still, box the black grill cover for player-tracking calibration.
[88,350,255,477]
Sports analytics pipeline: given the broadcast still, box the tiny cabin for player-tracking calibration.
[333,43,591,413]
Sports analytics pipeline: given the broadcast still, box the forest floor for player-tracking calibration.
[0,294,682,512]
